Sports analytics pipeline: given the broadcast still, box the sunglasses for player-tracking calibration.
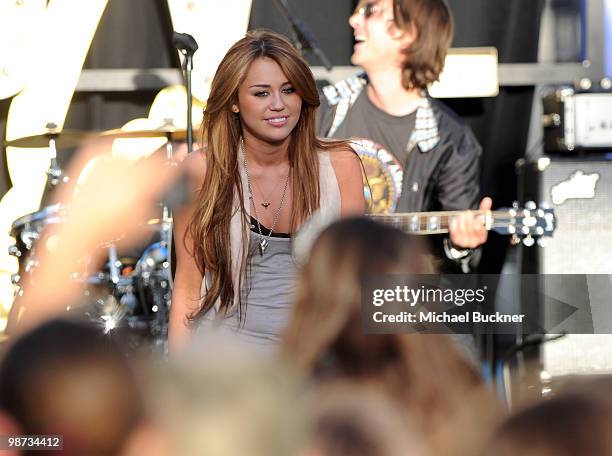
[355,1,382,19]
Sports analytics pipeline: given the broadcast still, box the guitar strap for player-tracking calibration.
[321,73,441,154]
[322,73,368,137]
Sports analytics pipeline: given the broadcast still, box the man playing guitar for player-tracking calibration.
[319,0,492,271]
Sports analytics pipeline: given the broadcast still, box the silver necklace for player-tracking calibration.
[242,144,291,255]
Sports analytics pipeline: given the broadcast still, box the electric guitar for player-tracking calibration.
[293,203,556,265]
[368,202,556,246]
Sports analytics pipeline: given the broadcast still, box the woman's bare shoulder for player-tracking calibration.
[324,142,362,173]
[321,140,360,162]
[322,141,366,215]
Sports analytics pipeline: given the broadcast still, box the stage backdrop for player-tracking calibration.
[1,0,545,276]
[445,0,546,273]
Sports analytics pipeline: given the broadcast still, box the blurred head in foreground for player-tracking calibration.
[304,382,430,456]
[284,217,496,455]
[145,334,308,456]
[0,319,143,455]
[484,391,612,456]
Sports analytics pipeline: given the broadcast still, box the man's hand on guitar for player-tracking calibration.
[449,197,493,249]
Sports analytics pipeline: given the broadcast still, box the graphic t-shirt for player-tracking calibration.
[322,89,416,213]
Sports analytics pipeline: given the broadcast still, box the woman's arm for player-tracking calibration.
[329,145,367,216]
[169,151,207,354]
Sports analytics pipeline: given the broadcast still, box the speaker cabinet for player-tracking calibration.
[517,156,612,379]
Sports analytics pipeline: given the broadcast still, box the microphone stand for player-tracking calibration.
[185,53,194,153]
[166,32,198,298]
[272,0,333,71]
[173,32,199,153]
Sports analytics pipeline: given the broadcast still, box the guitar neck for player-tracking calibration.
[369,210,507,235]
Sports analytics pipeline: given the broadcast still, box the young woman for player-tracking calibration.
[170,30,365,352]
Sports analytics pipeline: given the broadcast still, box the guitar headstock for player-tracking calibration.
[493,201,556,246]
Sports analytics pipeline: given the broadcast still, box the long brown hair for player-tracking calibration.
[187,30,349,322]
[393,0,454,91]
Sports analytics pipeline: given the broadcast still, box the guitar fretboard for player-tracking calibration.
[368,210,509,235]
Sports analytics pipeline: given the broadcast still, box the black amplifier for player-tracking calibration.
[543,86,612,153]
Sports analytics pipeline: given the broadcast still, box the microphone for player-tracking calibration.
[172,32,198,55]
[272,0,333,71]
[172,31,199,154]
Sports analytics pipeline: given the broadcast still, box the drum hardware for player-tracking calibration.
[5,123,179,352]
[46,154,65,187]
[135,241,171,342]
[4,127,91,149]
[108,244,121,285]
[144,121,177,338]
[9,203,65,254]
[100,123,188,142]
[152,128,176,312]
[7,204,173,350]
[4,123,90,188]
[101,119,181,293]
[106,118,182,293]
[73,243,170,350]
[120,290,138,313]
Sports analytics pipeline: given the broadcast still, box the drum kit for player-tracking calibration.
[5,124,186,352]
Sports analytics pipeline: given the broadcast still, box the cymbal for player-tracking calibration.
[101,125,189,141]
[149,85,206,128]
[5,130,91,149]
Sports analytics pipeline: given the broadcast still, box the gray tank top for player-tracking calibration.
[197,234,297,352]
[195,151,342,353]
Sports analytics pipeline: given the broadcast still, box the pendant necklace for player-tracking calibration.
[254,177,284,209]
[242,141,291,255]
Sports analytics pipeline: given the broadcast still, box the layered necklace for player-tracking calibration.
[241,141,291,255]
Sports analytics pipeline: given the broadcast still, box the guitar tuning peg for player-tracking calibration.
[540,201,550,210]
[537,237,549,248]
[511,234,521,246]
[523,235,535,247]
[512,201,520,210]
[525,201,537,211]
